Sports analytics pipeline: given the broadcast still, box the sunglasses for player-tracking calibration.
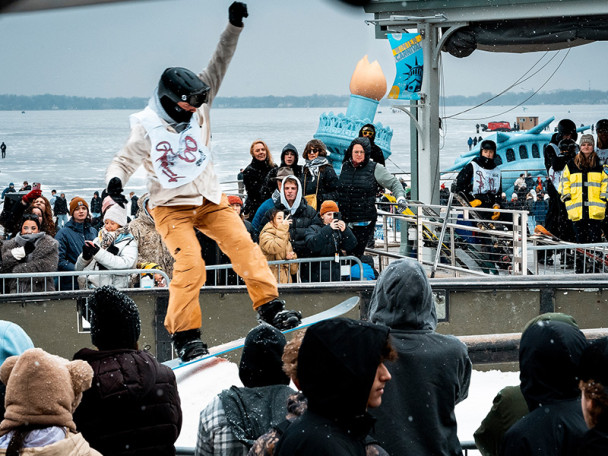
[309,148,322,154]
[361,130,374,137]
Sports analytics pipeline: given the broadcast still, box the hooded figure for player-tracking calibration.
[358,123,386,165]
[73,286,182,456]
[367,259,471,456]
[263,143,303,200]
[258,175,322,258]
[196,325,294,455]
[501,320,588,456]
[275,318,392,456]
[338,137,406,257]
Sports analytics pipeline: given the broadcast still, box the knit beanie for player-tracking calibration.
[580,134,595,147]
[69,197,88,216]
[101,195,115,215]
[0,321,34,367]
[0,348,93,433]
[227,195,243,206]
[320,200,339,216]
[239,325,290,388]
[104,201,128,227]
[88,285,141,350]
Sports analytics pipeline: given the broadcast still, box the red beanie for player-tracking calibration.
[227,195,243,206]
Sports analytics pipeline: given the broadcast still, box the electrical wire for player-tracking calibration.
[447,48,571,121]
[443,49,562,120]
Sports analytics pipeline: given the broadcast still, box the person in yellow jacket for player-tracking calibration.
[560,134,608,243]
[259,209,299,283]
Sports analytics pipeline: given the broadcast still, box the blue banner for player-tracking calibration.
[387,33,423,100]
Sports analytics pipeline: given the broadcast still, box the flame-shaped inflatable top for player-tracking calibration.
[349,55,387,101]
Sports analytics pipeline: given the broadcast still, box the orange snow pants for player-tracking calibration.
[151,194,279,334]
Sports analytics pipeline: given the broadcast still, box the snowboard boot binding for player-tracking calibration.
[257,299,302,330]
[171,328,209,362]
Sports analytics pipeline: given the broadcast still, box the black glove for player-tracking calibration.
[229,1,248,27]
[106,177,128,208]
[82,242,99,261]
[23,241,36,255]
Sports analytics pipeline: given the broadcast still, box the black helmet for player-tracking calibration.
[480,139,497,152]
[158,67,210,108]
[596,119,608,134]
[556,119,577,141]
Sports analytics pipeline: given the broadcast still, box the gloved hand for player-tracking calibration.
[469,199,482,207]
[561,193,571,203]
[396,197,408,213]
[106,177,128,208]
[22,189,42,205]
[228,1,248,27]
[82,242,100,261]
[491,204,501,221]
[23,241,36,255]
[11,246,26,261]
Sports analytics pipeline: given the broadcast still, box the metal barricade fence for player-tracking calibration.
[0,256,364,295]
[529,241,608,275]
[0,269,172,294]
[204,256,365,285]
[375,202,529,277]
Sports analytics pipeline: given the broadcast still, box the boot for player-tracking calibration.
[257,299,302,330]
[171,328,209,362]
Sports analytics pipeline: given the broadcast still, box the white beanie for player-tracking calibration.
[104,203,128,227]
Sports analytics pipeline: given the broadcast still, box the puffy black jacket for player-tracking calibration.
[338,139,378,223]
[304,224,357,282]
[73,348,182,456]
[301,164,339,209]
[243,159,276,218]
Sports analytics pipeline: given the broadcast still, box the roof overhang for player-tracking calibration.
[364,0,608,56]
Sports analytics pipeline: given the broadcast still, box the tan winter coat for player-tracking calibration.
[105,23,242,209]
[128,195,174,278]
[0,431,102,456]
[259,222,298,283]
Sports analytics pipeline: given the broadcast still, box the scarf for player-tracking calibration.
[304,157,329,182]
[98,226,129,250]
[14,232,45,247]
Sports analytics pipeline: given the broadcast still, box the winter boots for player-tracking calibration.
[171,328,209,362]
[257,299,302,330]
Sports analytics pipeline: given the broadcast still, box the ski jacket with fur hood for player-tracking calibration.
[367,259,471,456]
[275,318,390,455]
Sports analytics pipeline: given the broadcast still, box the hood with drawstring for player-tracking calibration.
[279,175,303,215]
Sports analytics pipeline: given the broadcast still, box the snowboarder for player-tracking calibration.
[104,2,301,363]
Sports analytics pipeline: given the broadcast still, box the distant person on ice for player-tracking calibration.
[104,2,301,363]
[0,142,5,159]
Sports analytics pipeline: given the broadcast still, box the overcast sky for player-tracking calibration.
[1,0,606,99]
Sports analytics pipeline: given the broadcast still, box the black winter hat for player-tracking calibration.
[579,337,608,386]
[239,324,289,388]
[88,285,141,350]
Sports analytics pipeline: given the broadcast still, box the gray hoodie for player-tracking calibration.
[368,259,472,456]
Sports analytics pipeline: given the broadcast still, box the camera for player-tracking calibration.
[333,212,342,221]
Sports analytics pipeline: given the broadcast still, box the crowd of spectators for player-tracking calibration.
[3,261,607,454]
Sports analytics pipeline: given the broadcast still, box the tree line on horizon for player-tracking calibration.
[0,89,606,110]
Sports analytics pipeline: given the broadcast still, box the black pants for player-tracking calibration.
[350,222,376,258]
[573,219,602,244]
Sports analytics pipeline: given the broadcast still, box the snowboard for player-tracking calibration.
[163,296,359,371]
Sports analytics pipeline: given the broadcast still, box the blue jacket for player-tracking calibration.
[55,219,98,272]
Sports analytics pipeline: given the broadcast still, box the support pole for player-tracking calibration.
[418,22,441,205]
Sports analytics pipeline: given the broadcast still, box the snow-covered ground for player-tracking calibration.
[174,358,520,453]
